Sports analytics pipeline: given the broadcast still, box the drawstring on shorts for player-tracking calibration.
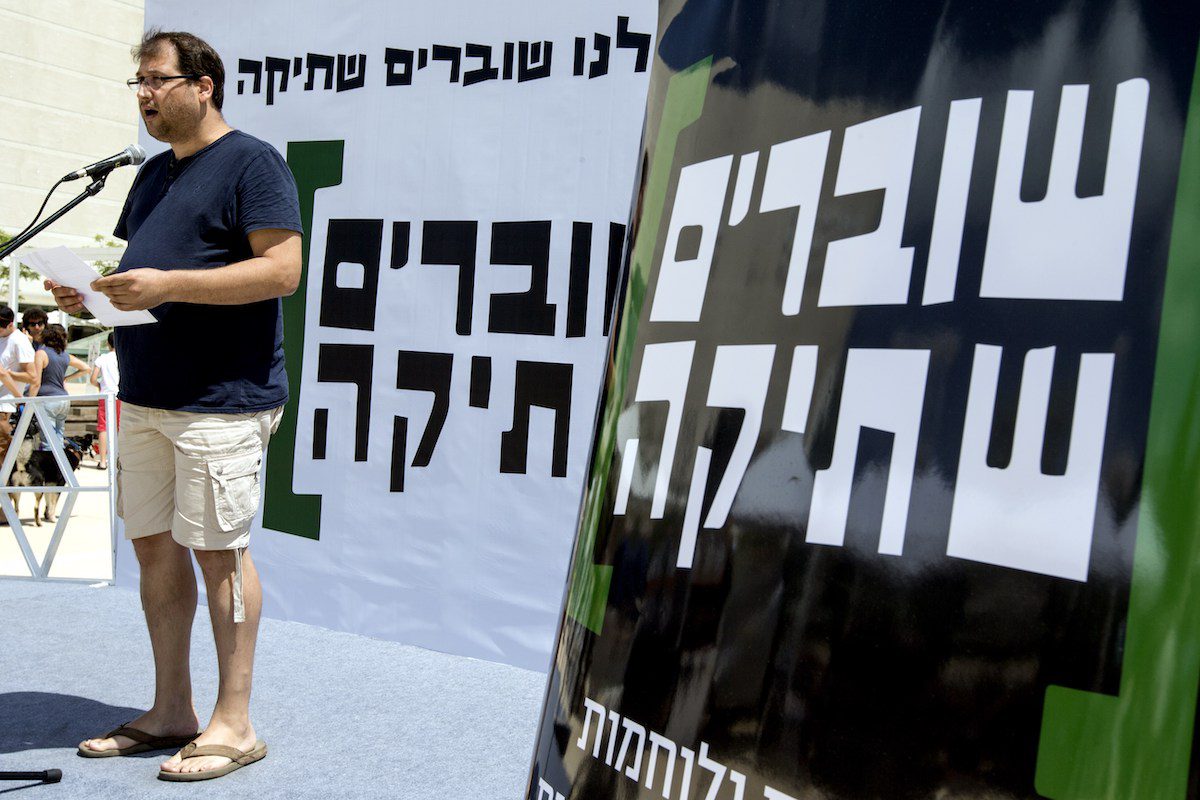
[232,547,245,624]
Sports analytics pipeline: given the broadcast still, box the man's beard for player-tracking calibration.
[146,117,176,142]
[145,109,200,144]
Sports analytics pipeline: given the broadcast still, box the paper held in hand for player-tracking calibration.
[18,247,155,326]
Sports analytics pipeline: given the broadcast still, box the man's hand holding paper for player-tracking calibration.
[44,279,86,315]
[23,247,155,326]
[91,268,175,311]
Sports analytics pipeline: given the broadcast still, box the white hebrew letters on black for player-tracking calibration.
[947,345,1114,581]
[781,346,819,435]
[677,446,711,569]
[618,80,1150,583]
[578,697,784,800]
[613,437,640,516]
[759,132,830,315]
[577,696,607,758]
[703,344,776,529]
[649,157,734,322]
[629,342,696,519]
[728,152,759,226]
[923,98,981,305]
[614,717,647,780]
[806,348,930,556]
[981,79,1149,301]
[819,107,921,307]
[536,778,565,800]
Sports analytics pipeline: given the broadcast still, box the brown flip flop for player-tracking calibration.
[158,740,268,782]
[77,723,198,758]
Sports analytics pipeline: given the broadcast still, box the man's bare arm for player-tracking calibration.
[0,367,22,398]
[47,229,302,314]
[25,355,42,396]
[11,358,40,389]
[95,229,301,309]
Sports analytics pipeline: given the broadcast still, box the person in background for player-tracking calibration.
[90,331,120,469]
[0,306,40,417]
[21,308,48,350]
[29,324,90,448]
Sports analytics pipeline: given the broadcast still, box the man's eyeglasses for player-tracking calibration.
[25,322,45,328]
[126,75,198,91]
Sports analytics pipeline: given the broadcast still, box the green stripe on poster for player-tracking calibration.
[262,140,345,540]
[1035,49,1200,799]
[566,58,712,634]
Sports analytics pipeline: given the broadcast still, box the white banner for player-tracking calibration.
[125,0,654,670]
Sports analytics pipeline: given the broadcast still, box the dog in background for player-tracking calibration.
[1,412,89,525]
[6,412,38,521]
[2,413,85,525]
[29,447,82,525]
[67,433,95,459]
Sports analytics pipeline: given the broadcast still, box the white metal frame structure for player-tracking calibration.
[0,393,118,582]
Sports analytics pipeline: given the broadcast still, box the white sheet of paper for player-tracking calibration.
[19,247,156,326]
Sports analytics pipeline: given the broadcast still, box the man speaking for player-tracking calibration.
[48,29,302,782]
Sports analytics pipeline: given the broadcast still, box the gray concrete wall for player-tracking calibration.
[1,0,145,249]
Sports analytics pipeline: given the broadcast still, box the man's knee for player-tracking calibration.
[132,531,186,567]
[193,547,237,579]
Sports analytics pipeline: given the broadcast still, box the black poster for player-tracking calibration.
[529,1,1200,798]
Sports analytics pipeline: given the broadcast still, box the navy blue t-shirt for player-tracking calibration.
[113,130,302,412]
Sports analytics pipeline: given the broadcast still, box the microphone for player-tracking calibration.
[62,144,146,182]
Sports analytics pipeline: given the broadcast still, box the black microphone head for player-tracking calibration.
[61,144,147,182]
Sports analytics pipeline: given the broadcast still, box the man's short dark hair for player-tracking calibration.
[22,308,47,328]
[134,28,226,111]
[107,331,114,348]
[0,307,14,327]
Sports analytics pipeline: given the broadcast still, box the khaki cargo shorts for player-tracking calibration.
[117,402,283,550]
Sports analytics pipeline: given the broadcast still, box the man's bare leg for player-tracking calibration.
[96,430,109,468]
[79,532,200,752]
[161,548,261,775]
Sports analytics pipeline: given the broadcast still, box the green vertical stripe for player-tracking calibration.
[262,140,344,540]
[566,58,712,633]
[1035,51,1200,799]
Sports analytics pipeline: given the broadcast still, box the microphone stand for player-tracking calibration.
[0,172,109,261]
[0,769,62,784]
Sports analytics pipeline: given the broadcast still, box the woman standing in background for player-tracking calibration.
[30,324,90,448]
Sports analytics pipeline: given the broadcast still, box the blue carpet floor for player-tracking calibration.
[0,580,546,798]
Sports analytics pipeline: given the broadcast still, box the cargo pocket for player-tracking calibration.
[207,451,262,533]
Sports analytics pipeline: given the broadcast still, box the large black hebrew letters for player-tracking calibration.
[391,351,454,492]
[320,219,383,331]
[501,361,573,477]
[488,221,555,336]
[235,17,653,105]
[314,343,374,462]
[310,217,625,494]
[422,221,477,336]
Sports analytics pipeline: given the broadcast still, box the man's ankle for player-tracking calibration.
[204,713,253,736]
[144,703,198,722]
